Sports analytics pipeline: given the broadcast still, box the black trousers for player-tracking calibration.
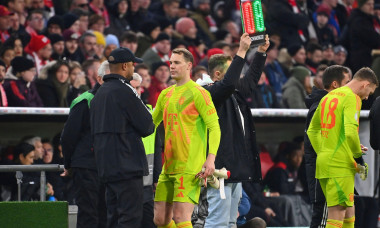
[106,176,143,228]
[141,200,156,228]
[310,201,327,228]
[72,168,106,228]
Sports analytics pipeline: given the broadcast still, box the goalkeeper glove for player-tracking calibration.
[354,157,368,180]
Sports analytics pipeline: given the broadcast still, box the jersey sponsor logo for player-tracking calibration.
[168,113,178,132]
[176,192,184,198]
[349,193,354,202]
[207,108,216,116]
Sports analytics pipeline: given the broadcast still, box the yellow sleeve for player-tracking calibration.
[307,104,322,154]
[152,90,165,128]
[193,86,220,156]
[343,95,362,158]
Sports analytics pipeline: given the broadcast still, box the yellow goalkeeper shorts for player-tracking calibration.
[154,173,200,204]
[319,176,355,207]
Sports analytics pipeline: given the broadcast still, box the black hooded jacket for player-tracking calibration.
[90,74,154,182]
[304,86,327,203]
[202,52,266,183]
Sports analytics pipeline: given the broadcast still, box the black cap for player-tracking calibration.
[155,32,170,43]
[108,47,143,64]
[11,56,35,73]
[48,34,64,45]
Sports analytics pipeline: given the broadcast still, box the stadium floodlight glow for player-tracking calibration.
[240,0,266,46]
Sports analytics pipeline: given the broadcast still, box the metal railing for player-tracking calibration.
[0,164,64,201]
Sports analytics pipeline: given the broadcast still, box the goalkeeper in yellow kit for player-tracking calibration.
[307,67,378,228]
[152,48,221,228]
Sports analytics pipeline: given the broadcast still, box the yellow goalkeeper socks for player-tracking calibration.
[342,216,355,228]
[176,221,192,228]
[158,220,176,228]
[326,219,343,228]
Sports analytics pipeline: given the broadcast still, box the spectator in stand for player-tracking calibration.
[70,9,89,35]
[8,11,29,40]
[264,41,289,104]
[0,46,15,69]
[333,45,348,66]
[246,72,282,109]
[25,34,52,76]
[305,43,323,75]
[88,14,105,34]
[288,44,307,67]
[77,32,98,63]
[148,61,170,107]
[92,31,106,61]
[3,34,28,58]
[242,182,287,226]
[159,18,175,38]
[135,20,161,57]
[67,61,89,106]
[42,139,54,164]
[0,60,8,107]
[135,63,151,104]
[312,0,345,38]
[23,136,44,164]
[213,41,232,57]
[62,29,81,62]
[3,56,43,107]
[175,17,205,66]
[6,0,27,26]
[82,59,101,89]
[221,20,241,44]
[191,65,207,82]
[141,33,171,69]
[25,9,45,36]
[150,0,180,26]
[314,5,336,45]
[120,31,138,54]
[191,0,217,47]
[48,34,65,60]
[0,6,13,43]
[29,0,54,19]
[45,15,64,36]
[89,0,110,27]
[63,13,80,34]
[70,0,90,12]
[104,34,119,61]
[313,64,328,90]
[36,60,71,107]
[11,142,44,201]
[105,0,130,37]
[282,66,311,109]
[320,43,335,65]
[266,0,309,48]
[264,142,303,195]
[346,0,380,73]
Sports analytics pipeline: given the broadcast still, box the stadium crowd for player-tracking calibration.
[0,0,380,227]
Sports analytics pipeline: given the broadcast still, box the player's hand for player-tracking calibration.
[265,208,276,217]
[357,163,368,180]
[236,33,252,58]
[354,156,368,180]
[360,144,368,154]
[200,154,216,179]
[257,35,270,53]
[60,168,71,177]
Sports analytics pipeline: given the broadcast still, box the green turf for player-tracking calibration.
[0,201,68,228]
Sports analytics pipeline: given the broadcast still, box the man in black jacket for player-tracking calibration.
[199,33,269,227]
[90,47,155,228]
[61,60,109,228]
[304,65,351,228]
